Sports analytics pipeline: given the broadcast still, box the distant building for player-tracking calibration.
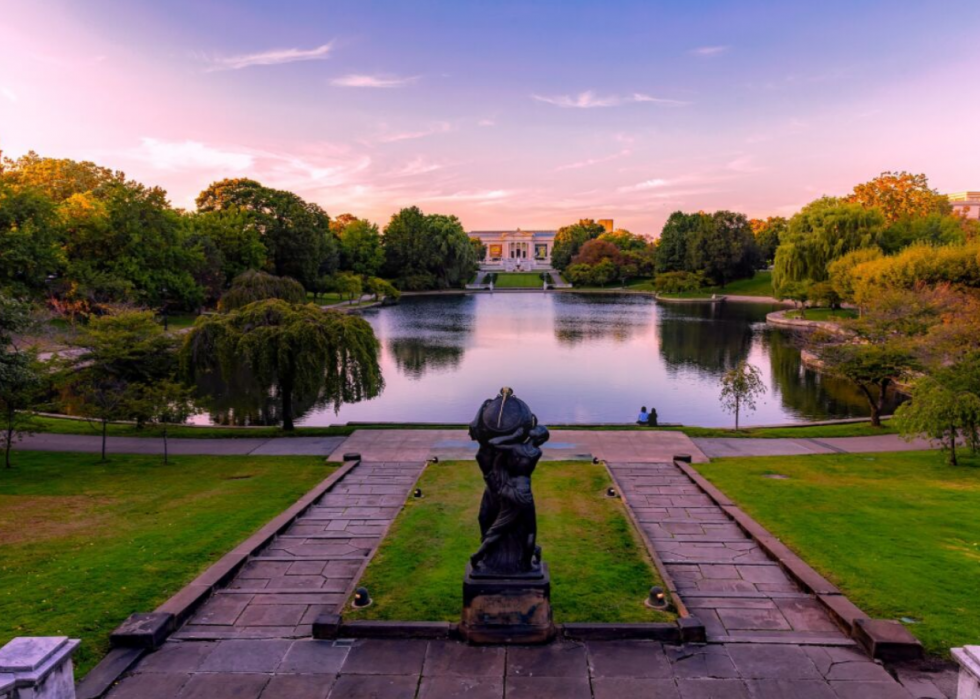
[468,219,614,270]
[949,191,980,220]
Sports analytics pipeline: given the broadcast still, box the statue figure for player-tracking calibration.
[468,387,550,577]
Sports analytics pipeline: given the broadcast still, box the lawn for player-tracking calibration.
[696,451,980,656]
[658,271,775,299]
[785,308,859,321]
[0,451,337,676]
[494,272,545,288]
[349,460,674,623]
[29,414,898,440]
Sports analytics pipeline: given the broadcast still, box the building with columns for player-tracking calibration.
[469,220,614,270]
[949,191,980,220]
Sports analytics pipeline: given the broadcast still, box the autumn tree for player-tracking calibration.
[182,300,383,430]
[847,171,951,224]
[550,219,607,271]
[720,361,766,430]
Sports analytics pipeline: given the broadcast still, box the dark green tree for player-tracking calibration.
[0,298,45,467]
[655,212,699,274]
[550,219,606,271]
[182,300,383,430]
[0,184,64,297]
[218,270,307,312]
[686,210,759,286]
[338,218,385,278]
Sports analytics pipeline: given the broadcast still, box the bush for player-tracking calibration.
[654,271,703,293]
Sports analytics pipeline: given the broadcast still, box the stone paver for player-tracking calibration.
[19,432,347,457]
[693,435,934,459]
[332,428,709,463]
[107,639,912,698]
[607,462,852,644]
[174,461,424,640]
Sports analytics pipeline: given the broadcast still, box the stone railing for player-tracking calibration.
[0,637,80,699]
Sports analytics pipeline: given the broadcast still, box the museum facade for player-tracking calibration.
[469,220,613,270]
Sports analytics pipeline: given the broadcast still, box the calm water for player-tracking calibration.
[196,293,896,427]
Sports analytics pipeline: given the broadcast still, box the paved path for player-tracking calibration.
[19,433,348,457]
[105,637,913,698]
[608,462,850,645]
[694,435,934,459]
[174,461,424,641]
[330,429,708,463]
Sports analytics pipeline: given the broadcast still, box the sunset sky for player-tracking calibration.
[2,0,978,235]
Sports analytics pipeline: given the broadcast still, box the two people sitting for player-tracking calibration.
[636,406,658,426]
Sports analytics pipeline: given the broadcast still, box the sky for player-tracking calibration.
[2,0,979,236]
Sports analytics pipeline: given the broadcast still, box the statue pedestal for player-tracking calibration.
[460,562,554,644]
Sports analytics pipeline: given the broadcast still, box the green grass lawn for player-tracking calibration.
[29,414,897,440]
[350,460,674,623]
[0,451,337,676]
[785,308,859,321]
[658,271,775,299]
[494,272,545,288]
[696,451,980,656]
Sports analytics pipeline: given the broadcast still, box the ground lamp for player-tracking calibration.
[606,487,618,498]
[413,488,423,498]
[647,586,668,610]
[353,587,372,608]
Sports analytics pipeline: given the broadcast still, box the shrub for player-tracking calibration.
[654,271,703,294]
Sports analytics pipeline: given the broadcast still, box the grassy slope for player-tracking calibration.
[697,451,980,656]
[494,273,544,288]
[29,415,899,440]
[785,308,859,321]
[658,271,775,299]
[351,460,674,623]
[0,451,336,676]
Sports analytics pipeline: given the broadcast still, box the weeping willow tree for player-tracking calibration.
[772,197,884,296]
[218,270,307,312]
[182,299,382,430]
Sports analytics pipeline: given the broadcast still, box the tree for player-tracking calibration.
[750,217,787,265]
[183,207,266,286]
[777,281,810,317]
[772,198,885,295]
[654,271,704,294]
[572,240,625,268]
[218,270,306,312]
[826,248,883,306]
[847,171,951,224]
[132,380,199,464]
[335,273,363,304]
[686,211,759,286]
[808,281,841,309]
[1,151,121,202]
[598,229,651,253]
[0,298,45,468]
[182,300,383,430]
[365,277,401,303]
[894,373,979,466]
[196,178,338,289]
[338,219,385,277]
[812,342,915,427]
[551,219,606,271]
[63,311,177,460]
[719,361,766,430]
[0,184,64,297]
[656,212,699,274]
[382,207,477,289]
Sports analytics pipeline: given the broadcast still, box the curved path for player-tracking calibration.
[20,429,934,460]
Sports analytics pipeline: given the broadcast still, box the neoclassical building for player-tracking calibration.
[949,191,980,220]
[469,220,613,269]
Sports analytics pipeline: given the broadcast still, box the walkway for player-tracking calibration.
[105,637,913,699]
[21,428,936,460]
[608,461,850,645]
[173,461,424,641]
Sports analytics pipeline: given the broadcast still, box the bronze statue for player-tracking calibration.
[468,387,550,577]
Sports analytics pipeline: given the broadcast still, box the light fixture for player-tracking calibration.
[428,456,440,463]
[413,488,423,498]
[646,586,668,610]
[592,457,600,464]
[606,487,618,498]
[353,586,372,608]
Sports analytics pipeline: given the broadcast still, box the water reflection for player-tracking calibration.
[190,293,896,427]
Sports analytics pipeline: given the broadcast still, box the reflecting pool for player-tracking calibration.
[197,293,898,427]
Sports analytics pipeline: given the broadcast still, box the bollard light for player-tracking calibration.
[413,488,423,498]
[428,456,440,464]
[353,586,372,608]
[606,487,618,498]
[646,586,668,610]
[592,457,600,464]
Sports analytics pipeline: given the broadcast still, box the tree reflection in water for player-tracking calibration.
[553,293,653,346]
[657,302,763,375]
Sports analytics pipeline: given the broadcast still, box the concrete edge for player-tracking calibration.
[336,460,430,617]
[82,460,362,698]
[601,460,694,622]
[674,460,924,661]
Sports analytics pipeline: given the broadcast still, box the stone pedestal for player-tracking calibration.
[953,646,980,699]
[460,562,554,644]
[0,637,80,699]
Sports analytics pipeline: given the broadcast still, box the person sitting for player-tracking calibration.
[648,407,658,427]
[637,406,649,425]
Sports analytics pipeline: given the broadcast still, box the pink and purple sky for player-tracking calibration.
[2,0,978,235]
